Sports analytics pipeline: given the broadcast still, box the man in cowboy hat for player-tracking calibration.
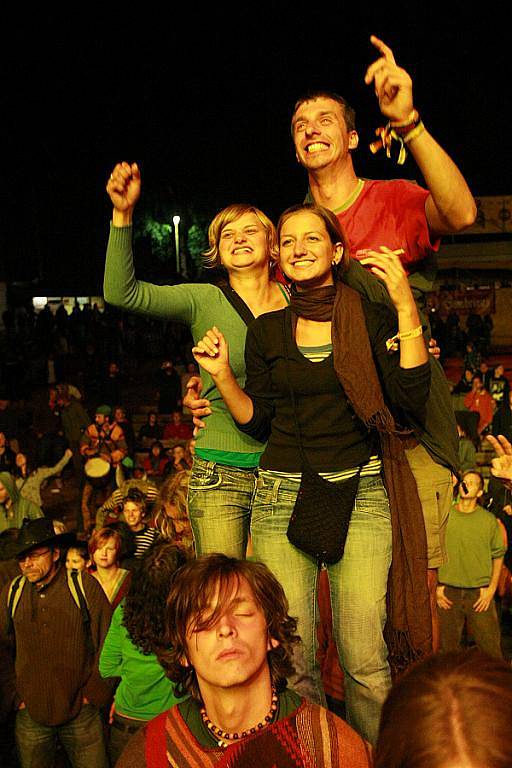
[0,518,113,768]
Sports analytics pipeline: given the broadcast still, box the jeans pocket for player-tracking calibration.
[188,460,222,491]
[251,480,298,527]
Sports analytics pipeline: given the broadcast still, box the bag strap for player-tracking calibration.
[68,569,95,656]
[218,282,256,327]
[8,575,25,621]
[282,310,309,468]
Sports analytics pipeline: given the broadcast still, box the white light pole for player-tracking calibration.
[173,215,181,273]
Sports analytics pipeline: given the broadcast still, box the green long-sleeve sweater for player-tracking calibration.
[99,602,180,720]
[0,471,43,534]
[104,225,265,465]
[15,451,72,507]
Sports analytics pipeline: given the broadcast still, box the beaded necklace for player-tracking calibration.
[200,687,279,748]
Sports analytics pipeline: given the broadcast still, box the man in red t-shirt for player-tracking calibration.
[291,35,476,286]
[290,35,476,652]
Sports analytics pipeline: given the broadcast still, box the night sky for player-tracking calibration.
[2,9,509,292]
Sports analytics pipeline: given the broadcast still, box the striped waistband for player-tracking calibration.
[261,455,382,484]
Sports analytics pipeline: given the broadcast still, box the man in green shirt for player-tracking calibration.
[437,470,505,657]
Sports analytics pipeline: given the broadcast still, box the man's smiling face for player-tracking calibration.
[292,97,358,172]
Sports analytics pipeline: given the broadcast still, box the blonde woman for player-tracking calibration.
[104,162,289,558]
[153,471,194,558]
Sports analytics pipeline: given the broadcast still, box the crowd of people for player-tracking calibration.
[2,33,512,768]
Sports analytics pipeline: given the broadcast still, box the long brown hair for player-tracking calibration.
[156,554,300,701]
[277,203,350,274]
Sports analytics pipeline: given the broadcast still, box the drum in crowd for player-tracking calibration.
[84,456,113,488]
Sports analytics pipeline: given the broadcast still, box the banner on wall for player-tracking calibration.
[427,286,496,316]
[465,196,512,235]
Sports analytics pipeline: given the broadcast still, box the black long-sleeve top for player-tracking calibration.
[236,302,431,473]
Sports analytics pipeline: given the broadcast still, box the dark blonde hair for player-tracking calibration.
[153,470,191,544]
[375,650,512,768]
[202,203,277,269]
[156,554,300,701]
[277,203,350,274]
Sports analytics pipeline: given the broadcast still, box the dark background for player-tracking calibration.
[2,8,509,290]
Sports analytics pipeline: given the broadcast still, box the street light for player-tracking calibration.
[173,215,181,273]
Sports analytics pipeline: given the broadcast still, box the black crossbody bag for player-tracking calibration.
[283,314,360,565]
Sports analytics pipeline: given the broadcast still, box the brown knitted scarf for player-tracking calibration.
[291,282,432,672]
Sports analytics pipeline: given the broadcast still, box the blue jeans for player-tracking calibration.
[15,704,109,768]
[188,456,257,557]
[251,471,392,745]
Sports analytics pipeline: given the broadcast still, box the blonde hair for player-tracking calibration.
[153,471,193,553]
[202,204,277,269]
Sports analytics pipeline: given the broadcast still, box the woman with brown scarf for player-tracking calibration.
[192,203,431,746]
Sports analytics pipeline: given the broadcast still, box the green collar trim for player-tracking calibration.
[332,178,365,214]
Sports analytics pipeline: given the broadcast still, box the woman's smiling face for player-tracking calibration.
[278,210,343,289]
[218,212,270,273]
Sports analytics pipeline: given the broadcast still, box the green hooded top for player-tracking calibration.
[0,472,43,534]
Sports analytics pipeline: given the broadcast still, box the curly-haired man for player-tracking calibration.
[116,554,372,767]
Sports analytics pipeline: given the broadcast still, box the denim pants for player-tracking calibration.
[188,456,257,557]
[15,704,109,768]
[251,471,392,745]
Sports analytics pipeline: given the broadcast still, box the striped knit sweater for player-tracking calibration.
[117,692,372,767]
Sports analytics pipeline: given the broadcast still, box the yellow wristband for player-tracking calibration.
[399,325,423,341]
[403,121,425,144]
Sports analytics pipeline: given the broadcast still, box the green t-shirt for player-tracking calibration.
[438,504,505,588]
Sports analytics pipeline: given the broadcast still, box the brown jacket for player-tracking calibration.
[0,566,113,726]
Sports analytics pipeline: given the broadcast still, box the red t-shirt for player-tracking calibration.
[163,422,193,440]
[335,178,440,271]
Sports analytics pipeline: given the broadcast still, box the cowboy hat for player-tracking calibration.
[11,518,76,559]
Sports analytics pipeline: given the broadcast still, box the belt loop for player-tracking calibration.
[272,478,281,505]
